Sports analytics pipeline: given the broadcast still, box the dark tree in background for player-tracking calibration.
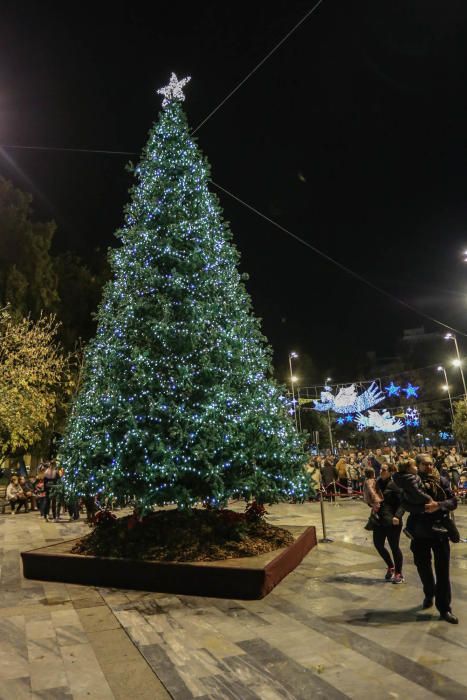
[60,76,309,512]
[0,178,59,318]
[0,177,108,348]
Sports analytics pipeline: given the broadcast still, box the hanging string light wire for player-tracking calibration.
[191,0,325,135]
[1,140,465,338]
[211,180,467,338]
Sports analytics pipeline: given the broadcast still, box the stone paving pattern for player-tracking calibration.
[2,499,467,698]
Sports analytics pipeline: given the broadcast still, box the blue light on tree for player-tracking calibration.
[439,431,453,441]
[385,381,401,397]
[345,414,353,423]
[336,417,345,425]
[403,382,419,399]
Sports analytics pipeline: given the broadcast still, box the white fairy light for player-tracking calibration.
[157,72,191,107]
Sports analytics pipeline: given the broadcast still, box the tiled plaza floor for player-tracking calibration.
[2,499,467,699]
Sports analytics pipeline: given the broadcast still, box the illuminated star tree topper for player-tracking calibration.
[157,72,191,107]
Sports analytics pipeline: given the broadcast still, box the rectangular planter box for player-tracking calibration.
[21,526,317,599]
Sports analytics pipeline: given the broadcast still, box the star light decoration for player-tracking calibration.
[336,414,354,426]
[157,73,191,107]
[439,431,452,441]
[403,382,419,399]
[405,407,420,427]
[385,381,401,397]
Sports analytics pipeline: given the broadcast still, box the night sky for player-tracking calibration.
[2,1,467,381]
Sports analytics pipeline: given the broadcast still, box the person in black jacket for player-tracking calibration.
[395,454,458,624]
[373,464,405,583]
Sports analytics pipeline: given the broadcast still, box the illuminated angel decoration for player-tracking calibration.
[355,409,404,433]
[312,382,385,414]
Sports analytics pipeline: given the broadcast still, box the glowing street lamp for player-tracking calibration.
[437,365,454,422]
[444,334,467,399]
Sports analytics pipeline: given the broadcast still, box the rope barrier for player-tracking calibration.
[322,481,364,496]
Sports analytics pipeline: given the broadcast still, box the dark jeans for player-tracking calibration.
[44,494,60,519]
[410,537,451,613]
[67,501,80,520]
[373,524,403,574]
[36,497,46,516]
[10,497,27,513]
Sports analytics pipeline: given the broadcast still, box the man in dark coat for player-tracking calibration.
[400,453,458,624]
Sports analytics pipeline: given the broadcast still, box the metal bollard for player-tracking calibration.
[319,484,334,543]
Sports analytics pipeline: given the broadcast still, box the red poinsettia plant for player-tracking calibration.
[245,500,268,522]
[93,509,117,528]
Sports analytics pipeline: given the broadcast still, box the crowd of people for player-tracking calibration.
[307,446,467,499]
[5,461,81,521]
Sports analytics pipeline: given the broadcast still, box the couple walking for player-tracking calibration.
[364,454,458,624]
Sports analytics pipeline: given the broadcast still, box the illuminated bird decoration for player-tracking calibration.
[312,382,385,414]
[355,410,404,433]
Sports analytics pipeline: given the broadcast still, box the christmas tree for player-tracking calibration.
[61,74,309,512]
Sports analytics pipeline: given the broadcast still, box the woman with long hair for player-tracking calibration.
[373,464,405,584]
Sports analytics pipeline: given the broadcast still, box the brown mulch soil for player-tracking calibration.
[71,508,294,562]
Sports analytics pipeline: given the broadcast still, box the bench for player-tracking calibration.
[0,485,11,514]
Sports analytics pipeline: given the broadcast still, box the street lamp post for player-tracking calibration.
[325,377,334,454]
[445,333,467,399]
[288,352,299,430]
[437,365,455,423]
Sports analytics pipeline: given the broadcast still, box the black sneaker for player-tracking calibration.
[385,567,395,581]
[422,597,433,609]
